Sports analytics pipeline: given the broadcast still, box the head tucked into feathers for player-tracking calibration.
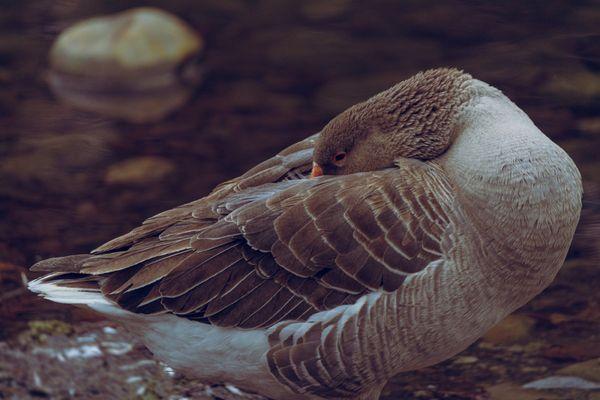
[312,68,472,176]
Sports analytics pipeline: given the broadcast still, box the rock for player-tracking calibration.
[412,390,431,398]
[48,7,203,123]
[453,356,479,365]
[548,313,570,325]
[489,365,508,375]
[522,341,545,353]
[577,117,600,136]
[506,345,525,353]
[477,341,496,350]
[523,376,600,390]
[104,157,175,185]
[486,383,561,400]
[482,314,536,345]
[557,358,600,383]
[50,7,202,77]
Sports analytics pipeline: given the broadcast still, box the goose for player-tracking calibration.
[29,68,582,400]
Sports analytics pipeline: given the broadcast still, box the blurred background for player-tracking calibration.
[0,1,598,399]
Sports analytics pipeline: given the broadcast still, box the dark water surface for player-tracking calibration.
[0,1,599,399]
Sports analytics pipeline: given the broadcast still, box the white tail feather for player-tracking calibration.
[28,273,144,319]
[28,273,111,306]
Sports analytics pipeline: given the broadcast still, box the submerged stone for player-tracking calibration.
[48,7,203,123]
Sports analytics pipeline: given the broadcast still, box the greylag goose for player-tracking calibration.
[29,68,582,400]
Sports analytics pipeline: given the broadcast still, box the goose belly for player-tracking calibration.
[89,303,304,399]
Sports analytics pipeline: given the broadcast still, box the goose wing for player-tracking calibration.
[34,134,456,330]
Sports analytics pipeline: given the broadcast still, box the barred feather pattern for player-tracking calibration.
[70,135,454,333]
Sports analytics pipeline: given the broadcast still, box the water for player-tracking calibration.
[0,1,598,399]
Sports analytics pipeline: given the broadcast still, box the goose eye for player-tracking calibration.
[333,152,346,165]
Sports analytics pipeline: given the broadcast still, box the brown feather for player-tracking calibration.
[159,245,242,297]
[204,268,267,316]
[83,239,190,274]
[30,254,89,272]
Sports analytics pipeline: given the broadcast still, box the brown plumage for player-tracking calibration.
[29,68,582,400]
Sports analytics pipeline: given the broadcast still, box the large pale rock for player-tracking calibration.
[48,7,203,123]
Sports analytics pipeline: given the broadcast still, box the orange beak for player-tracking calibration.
[310,162,324,178]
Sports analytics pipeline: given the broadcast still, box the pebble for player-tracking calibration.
[63,345,102,359]
[577,117,600,135]
[412,390,431,398]
[482,314,536,345]
[102,326,118,335]
[548,313,570,325]
[101,341,133,356]
[104,156,175,185]
[489,365,508,375]
[453,356,479,365]
[523,376,600,390]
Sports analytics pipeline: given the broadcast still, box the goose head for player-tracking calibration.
[312,68,471,177]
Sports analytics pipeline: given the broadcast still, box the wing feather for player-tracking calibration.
[41,135,454,337]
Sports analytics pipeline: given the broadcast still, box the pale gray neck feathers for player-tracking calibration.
[440,79,582,288]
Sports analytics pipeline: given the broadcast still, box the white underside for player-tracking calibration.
[28,277,307,399]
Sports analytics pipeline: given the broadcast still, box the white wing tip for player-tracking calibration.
[28,274,111,306]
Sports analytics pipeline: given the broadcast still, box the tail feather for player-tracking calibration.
[30,254,90,272]
[28,272,110,306]
[29,256,155,321]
